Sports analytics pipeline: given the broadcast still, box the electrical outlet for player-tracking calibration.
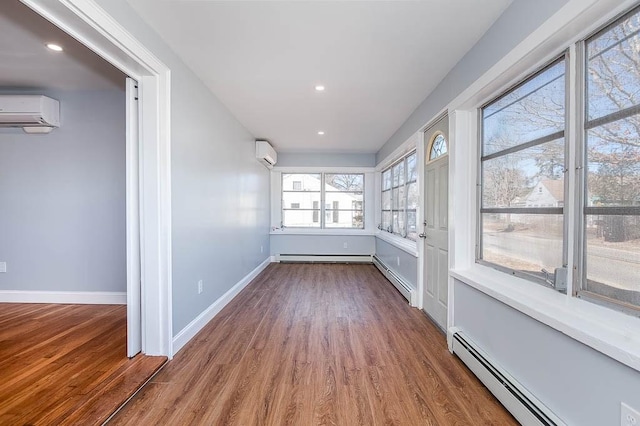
[622,403,640,426]
[197,280,203,294]
[0,262,5,273]
[343,242,348,249]
[260,245,264,254]
[396,256,400,266]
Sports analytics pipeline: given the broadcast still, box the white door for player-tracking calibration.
[126,77,142,358]
[421,115,449,330]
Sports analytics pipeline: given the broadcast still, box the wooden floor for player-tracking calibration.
[112,263,516,425]
[0,303,166,426]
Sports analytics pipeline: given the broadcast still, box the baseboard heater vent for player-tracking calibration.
[372,255,416,305]
[276,254,373,264]
[451,331,565,426]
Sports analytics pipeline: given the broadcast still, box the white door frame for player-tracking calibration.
[22,0,174,358]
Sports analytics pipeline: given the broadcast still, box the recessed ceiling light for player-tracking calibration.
[46,43,63,52]
[314,85,325,92]
[318,131,325,135]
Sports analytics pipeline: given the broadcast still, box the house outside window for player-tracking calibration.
[282,173,364,229]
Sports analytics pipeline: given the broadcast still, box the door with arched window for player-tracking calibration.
[421,114,449,330]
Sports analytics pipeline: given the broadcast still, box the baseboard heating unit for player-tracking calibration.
[372,255,417,305]
[451,330,565,426]
[276,254,373,263]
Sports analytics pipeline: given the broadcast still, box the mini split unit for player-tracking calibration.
[0,95,61,134]
[256,140,277,169]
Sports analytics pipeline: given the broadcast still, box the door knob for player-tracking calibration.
[418,233,427,239]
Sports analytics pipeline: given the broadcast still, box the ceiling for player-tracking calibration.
[127,0,511,154]
[0,0,125,91]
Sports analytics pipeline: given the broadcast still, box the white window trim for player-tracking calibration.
[448,0,640,373]
[271,167,375,235]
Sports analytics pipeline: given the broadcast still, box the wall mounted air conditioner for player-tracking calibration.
[256,140,277,169]
[0,95,60,134]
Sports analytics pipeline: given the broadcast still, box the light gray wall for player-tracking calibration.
[455,282,640,425]
[270,235,374,256]
[0,88,126,292]
[92,0,270,335]
[376,0,569,163]
[277,152,376,168]
[375,238,417,288]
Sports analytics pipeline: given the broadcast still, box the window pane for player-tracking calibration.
[382,190,391,210]
[482,213,563,275]
[393,162,405,187]
[587,9,640,121]
[407,211,417,240]
[382,169,392,191]
[282,173,321,191]
[482,140,565,208]
[382,211,392,231]
[325,174,364,191]
[392,187,399,210]
[407,182,418,210]
[283,192,320,208]
[407,153,417,182]
[483,60,565,156]
[584,215,639,303]
[586,121,640,207]
[429,134,448,160]
[325,210,364,228]
[326,192,363,205]
[283,210,321,228]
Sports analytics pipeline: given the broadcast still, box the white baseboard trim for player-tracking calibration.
[172,256,273,355]
[0,290,127,304]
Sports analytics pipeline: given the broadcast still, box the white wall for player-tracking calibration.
[375,238,417,288]
[91,0,271,335]
[0,88,126,293]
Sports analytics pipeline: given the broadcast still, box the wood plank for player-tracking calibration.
[0,303,166,425]
[110,264,516,425]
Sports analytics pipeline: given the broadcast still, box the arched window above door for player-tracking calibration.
[428,133,448,161]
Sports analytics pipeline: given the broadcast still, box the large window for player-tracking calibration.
[381,151,418,240]
[478,4,640,315]
[282,173,364,229]
[480,58,566,287]
[582,8,640,309]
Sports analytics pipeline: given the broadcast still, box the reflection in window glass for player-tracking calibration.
[584,8,640,309]
[483,60,565,156]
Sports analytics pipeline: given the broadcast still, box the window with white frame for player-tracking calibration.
[480,57,566,287]
[380,151,418,240]
[478,4,640,315]
[282,173,364,229]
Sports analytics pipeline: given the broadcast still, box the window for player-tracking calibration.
[477,4,640,315]
[429,134,448,161]
[282,173,364,229]
[380,151,418,239]
[480,57,567,287]
[582,7,640,309]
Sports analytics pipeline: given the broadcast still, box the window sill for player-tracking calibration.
[450,264,640,373]
[270,228,376,236]
[375,231,418,257]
